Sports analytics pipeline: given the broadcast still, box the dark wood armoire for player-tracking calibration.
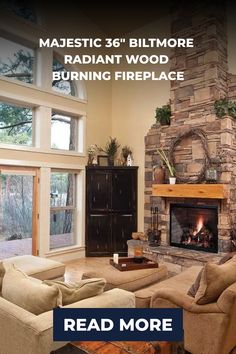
[86,166,138,256]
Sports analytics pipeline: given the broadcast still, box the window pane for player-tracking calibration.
[0,37,34,83]
[0,101,33,146]
[52,58,76,96]
[50,172,75,207]
[0,174,33,258]
[51,113,77,151]
[50,210,75,249]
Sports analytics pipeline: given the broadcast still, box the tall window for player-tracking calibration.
[0,101,33,146]
[50,171,77,250]
[0,37,34,84]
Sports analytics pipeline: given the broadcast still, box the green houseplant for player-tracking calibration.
[214,99,236,118]
[157,148,176,184]
[155,103,171,126]
[104,137,120,166]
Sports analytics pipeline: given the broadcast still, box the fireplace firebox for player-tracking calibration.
[170,203,218,253]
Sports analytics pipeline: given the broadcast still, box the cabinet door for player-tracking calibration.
[86,215,111,256]
[112,214,136,255]
[112,170,136,212]
[87,171,111,212]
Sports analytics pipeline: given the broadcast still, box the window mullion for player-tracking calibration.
[36,47,53,90]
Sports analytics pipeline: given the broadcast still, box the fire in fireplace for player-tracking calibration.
[170,203,218,253]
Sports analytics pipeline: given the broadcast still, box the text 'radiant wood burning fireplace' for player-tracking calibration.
[170,204,218,253]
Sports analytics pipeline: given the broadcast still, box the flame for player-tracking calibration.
[193,216,204,235]
[196,216,204,232]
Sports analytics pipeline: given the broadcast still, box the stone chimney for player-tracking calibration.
[145,2,235,252]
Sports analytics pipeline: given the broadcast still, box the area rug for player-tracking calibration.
[72,341,185,354]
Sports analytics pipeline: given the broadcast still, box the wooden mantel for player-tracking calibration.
[152,184,229,199]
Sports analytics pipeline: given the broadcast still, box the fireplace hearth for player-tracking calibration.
[170,204,218,253]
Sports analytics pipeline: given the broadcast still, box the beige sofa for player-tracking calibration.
[0,287,135,354]
[0,256,135,354]
[143,265,236,354]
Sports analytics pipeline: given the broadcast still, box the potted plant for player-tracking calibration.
[214,98,236,118]
[104,137,120,166]
[155,103,171,126]
[121,145,132,165]
[156,148,176,184]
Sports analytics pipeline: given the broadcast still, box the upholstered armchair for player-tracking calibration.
[151,282,236,354]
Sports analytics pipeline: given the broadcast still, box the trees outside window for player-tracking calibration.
[51,112,77,151]
[50,172,77,249]
[52,57,76,96]
[0,37,34,84]
[0,101,33,146]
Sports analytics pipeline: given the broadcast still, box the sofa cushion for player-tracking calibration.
[2,265,62,315]
[218,252,236,265]
[195,257,236,305]
[187,269,203,297]
[3,255,65,280]
[187,255,236,298]
[0,261,5,292]
[82,264,167,292]
[44,278,106,305]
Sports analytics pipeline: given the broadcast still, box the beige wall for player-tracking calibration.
[111,17,171,231]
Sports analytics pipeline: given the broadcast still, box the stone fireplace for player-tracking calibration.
[144,2,236,256]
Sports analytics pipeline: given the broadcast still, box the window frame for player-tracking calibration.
[0,34,87,156]
[0,23,87,257]
[49,170,78,251]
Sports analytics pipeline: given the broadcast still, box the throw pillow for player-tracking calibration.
[0,261,5,292]
[2,265,62,315]
[43,278,106,306]
[187,269,203,298]
[195,257,236,305]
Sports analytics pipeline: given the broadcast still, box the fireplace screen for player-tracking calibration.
[170,204,218,253]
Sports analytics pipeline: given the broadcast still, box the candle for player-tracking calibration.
[113,253,119,264]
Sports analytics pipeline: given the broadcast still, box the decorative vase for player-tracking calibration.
[153,165,165,184]
[169,177,176,184]
[108,155,114,166]
[87,154,94,166]
[127,154,133,166]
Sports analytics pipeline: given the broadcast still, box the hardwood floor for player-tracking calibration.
[64,257,111,282]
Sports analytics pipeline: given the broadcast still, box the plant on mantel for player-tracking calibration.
[155,103,171,126]
[156,148,176,184]
[214,98,236,118]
